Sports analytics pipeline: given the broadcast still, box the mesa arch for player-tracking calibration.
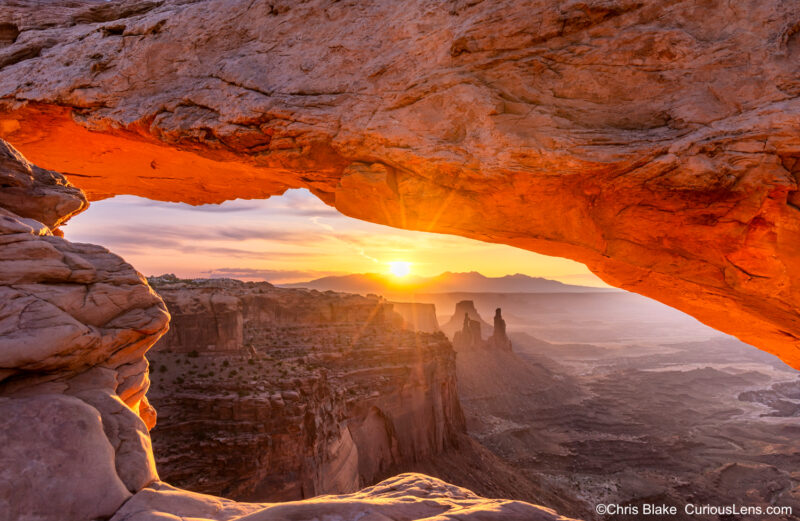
[1,0,800,369]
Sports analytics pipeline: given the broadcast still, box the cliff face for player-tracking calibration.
[154,286,243,352]
[0,139,577,520]
[0,0,799,367]
[147,277,465,501]
[389,301,440,333]
[150,274,404,353]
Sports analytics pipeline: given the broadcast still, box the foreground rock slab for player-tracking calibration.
[0,394,130,521]
[111,473,578,521]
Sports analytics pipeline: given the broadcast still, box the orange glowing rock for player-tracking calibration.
[2,0,799,368]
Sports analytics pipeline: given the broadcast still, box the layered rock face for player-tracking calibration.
[0,0,799,367]
[151,276,244,352]
[0,140,578,519]
[389,301,440,333]
[146,277,465,501]
[0,140,169,520]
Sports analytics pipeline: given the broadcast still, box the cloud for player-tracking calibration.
[70,219,437,263]
[195,246,317,260]
[310,216,335,232]
[71,228,321,260]
[70,224,323,248]
[141,201,268,213]
[200,267,341,282]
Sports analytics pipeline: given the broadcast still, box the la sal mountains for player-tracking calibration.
[279,271,616,295]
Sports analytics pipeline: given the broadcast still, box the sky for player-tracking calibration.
[62,189,608,286]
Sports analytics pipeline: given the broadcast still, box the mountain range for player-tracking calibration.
[279,271,615,295]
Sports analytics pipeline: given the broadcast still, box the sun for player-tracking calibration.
[388,261,412,278]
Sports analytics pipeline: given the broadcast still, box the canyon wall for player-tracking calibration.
[0,139,578,520]
[0,0,799,367]
[150,273,403,353]
[147,276,464,501]
[389,301,440,333]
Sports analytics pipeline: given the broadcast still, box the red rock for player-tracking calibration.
[110,474,578,521]
[390,301,440,333]
[442,301,492,339]
[0,0,799,367]
[146,277,465,502]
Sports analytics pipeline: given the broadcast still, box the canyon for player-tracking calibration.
[144,275,800,521]
[0,0,798,368]
[0,141,575,520]
[146,275,464,501]
[450,297,800,521]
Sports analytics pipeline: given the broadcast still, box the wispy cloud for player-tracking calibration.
[133,199,269,213]
[201,267,341,282]
[70,224,325,252]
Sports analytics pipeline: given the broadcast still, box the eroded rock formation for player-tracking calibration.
[452,306,513,352]
[390,301,440,333]
[442,300,492,338]
[0,140,168,519]
[488,308,513,351]
[0,0,799,367]
[454,314,485,351]
[146,277,464,501]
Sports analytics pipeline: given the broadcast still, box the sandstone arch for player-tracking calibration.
[2,0,799,367]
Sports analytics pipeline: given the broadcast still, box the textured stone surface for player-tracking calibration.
[0,140,166,520]
[1,0,799,366]
[110,474,578,521]
[0,394,132,521]
[0,139,86,230]
[147,277,464,501]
